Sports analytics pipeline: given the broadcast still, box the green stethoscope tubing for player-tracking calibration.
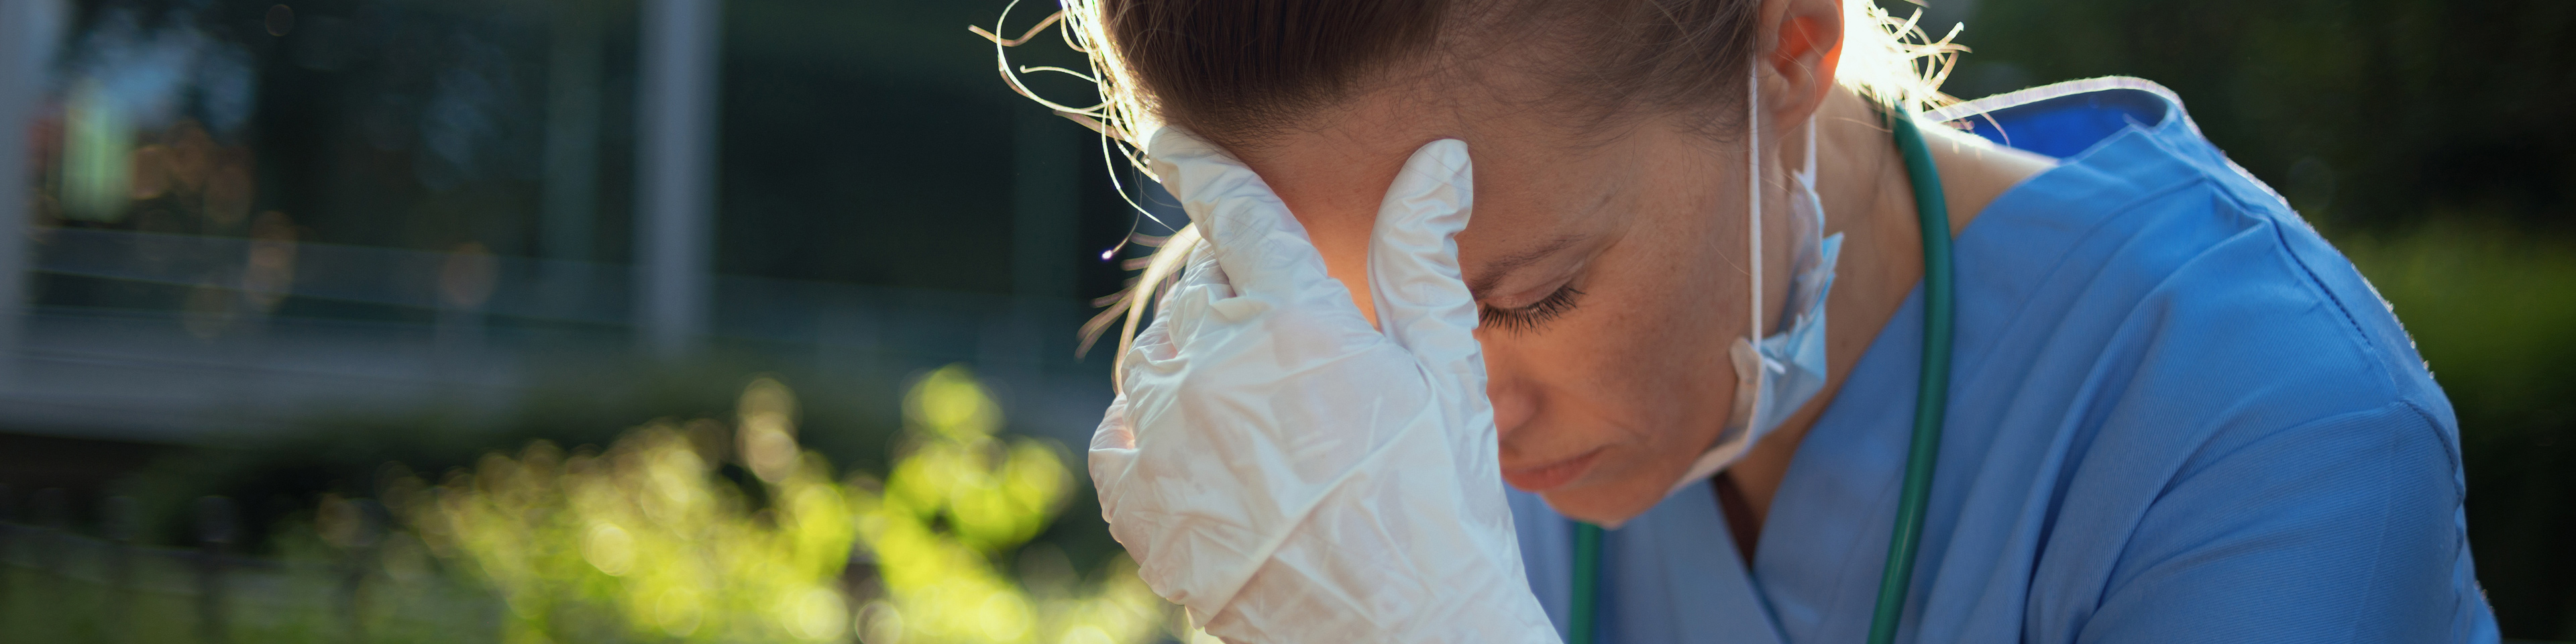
[1567,110,1954,644]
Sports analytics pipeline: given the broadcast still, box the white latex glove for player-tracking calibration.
[1089,129,1560,644]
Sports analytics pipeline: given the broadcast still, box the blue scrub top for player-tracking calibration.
[1507,78,2501,643]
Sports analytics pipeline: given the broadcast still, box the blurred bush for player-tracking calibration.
[3,366,1175,643]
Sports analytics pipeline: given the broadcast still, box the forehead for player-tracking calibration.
[1440,107,1654,294]
[1452,136,1631,284]
[1231,78,1651,292]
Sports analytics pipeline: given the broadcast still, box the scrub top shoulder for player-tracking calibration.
[1506,77,2500,644]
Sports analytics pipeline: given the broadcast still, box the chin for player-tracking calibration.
[1536,480,1665,529]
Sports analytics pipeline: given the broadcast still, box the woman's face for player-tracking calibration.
[1230,85,1785,523]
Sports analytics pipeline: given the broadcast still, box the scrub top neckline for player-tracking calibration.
[1931,77,2188,242]
[1507,73,2496,643]
[1751,76,2194,635]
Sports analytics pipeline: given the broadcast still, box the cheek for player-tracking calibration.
[1491,233,1750,521]
[1483,229,1739,468]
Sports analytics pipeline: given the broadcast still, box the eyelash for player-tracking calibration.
[1479,284,1587,335]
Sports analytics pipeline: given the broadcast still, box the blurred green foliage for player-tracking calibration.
[96,359,916,559]
[2,366,1175,643]
[859,367,1167,644]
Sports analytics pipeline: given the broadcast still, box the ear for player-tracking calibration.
[1762,0,1844,125]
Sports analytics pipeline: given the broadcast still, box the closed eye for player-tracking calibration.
[1478,283,1586,335]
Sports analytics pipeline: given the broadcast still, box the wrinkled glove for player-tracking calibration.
[1089,129,1560,644]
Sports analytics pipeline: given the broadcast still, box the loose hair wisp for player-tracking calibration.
[973,0,1966,390]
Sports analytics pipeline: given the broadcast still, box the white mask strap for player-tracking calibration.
[1746,64,1763,342]
[1675,66,1841,498]
[1804,109,1818,181]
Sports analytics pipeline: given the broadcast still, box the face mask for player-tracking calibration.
[1669,68,1847,495]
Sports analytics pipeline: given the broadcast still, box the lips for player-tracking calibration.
[1501,448,1602,492]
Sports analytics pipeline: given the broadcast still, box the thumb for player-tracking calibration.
[1366,139,1481,387]
[1149,127,1342,305]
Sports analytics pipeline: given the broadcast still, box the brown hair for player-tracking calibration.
[1096,0,1762,149]
[975,0,1960,366]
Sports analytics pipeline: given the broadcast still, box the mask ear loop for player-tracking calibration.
[1803,109,1818,187]
[1674,62,1778,496]
[1746,66,1764,345]
[1674,66,1829,496]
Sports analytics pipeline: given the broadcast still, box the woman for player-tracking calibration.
[1005,0,2502,641]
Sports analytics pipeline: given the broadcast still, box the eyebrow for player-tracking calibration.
[1467,234,1585,298]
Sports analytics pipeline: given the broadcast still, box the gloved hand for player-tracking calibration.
[1089,129,1560,644]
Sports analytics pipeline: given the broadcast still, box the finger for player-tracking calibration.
[1126,291,1181,368]
[1112,243,1222,451]
[1091,391,1135,453]
[1087,390,1136,521]
[1148,127,1342,303]
[1161,241,1246,341]
[1365,139,1482,387]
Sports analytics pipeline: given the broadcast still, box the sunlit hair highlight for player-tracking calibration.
[975,0,1965,387]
